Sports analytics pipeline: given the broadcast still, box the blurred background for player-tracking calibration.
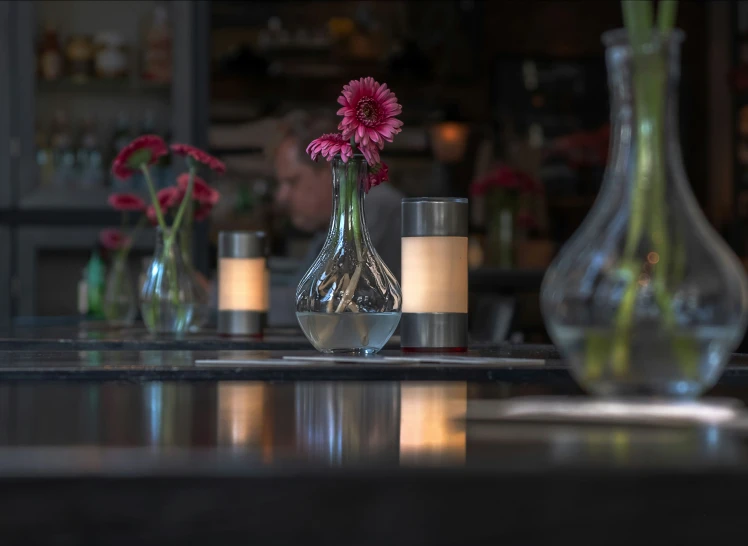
[0,0,740,343]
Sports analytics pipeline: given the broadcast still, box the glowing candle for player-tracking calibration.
[401,198,468,351]
[218,231,268,336]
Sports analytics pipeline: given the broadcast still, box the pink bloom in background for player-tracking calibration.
[337,77,403,149]
[306,133,353,163]
[111,135,168,180]
[171,143,226,174]
[99,229,131,251]
[108,192,147,212]
[365,162,389,193]
[177,173,220,206]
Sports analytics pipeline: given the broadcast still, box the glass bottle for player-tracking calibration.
[50,110,74,188]
[38,24,63,82]
[140,227,196,334]
[103,253,137,326]
[296,155,402,354]
[77,115,104,188]
[85,250,106,320]
[541,30,748,398]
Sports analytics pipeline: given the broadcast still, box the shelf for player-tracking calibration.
[37,79,170,97]
[20,187,150,211]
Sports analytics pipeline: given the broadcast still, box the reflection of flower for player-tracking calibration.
[99,229,131,250]
[108,193,147,212]
[337,77,403,150]
[112,135,168,180]
[171,143,226,173]
[366,162,389,193]
[306,133,353,163]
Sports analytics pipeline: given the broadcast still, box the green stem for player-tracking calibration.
[142,164,167,231]
[171,167,195,236]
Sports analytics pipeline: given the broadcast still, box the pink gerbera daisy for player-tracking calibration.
[108,193,147,212]
[146,187,183,225]
[194,202,215,222]
[306,133,354,163]
[337,77,403,149]
[99,229,131,251]
[359,141,381,167]
[111,135,169,181]
[365,162,389,193]
[171,143,226,173]
[177,173,220,206]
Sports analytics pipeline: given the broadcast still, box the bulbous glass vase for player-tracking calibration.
[296,155,402,354]
[140,227,196,335]
[541,30,748,398]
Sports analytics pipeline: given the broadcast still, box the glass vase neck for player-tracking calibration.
[327,156,371,249]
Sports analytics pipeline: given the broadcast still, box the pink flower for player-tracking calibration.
[337,77,403,149]
[99,229,131,251]
[146,187,182,225]
[111,135,168,180]
[171,143,226,173]
[365,162,389,193]
[108,193,147,212]
[359,141,381,167]
[177,173,220,206]
[306,133,353,163]
[194,203,214,222]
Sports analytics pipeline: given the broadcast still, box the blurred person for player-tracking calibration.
[270,110,403,324]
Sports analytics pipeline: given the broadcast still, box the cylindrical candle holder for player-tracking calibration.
[401,197,468,351]
[218,231,268,337]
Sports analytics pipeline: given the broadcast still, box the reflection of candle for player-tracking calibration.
[218,231,268,336]
[399,383,467,462]
[401,198,468,351]
[217,383,265,448]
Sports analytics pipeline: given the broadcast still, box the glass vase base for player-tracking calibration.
[556,325,738,399]
[297,311,400,355]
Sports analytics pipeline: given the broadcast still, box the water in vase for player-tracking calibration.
[296,312,400,354]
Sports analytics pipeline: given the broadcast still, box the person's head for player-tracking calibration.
[272,111,336,233]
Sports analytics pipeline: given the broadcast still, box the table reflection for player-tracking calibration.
[399,383,467,463]
[294,382,401,463]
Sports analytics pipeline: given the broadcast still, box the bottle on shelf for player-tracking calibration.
[65,34,94,84]
[76,115,104,189]
[35,120,54,187]
[38,23,63,82]
[50,109,75,188]
[142,4,172,84]
[85,249,106,320]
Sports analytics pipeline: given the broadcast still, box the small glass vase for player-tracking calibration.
[140,227,196,335]
[541,30,748,398]
[296,155,402,354]
[103,253,137,326]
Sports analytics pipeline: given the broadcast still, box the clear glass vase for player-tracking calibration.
[140,227,196,335]
[296,155,402,354]
[103,253,137,326]
[541,30,748,398]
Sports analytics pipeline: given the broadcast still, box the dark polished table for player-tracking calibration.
[3,325,748,544]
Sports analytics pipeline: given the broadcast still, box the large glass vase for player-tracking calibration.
[541,30,748,398]
[296,155,402,354]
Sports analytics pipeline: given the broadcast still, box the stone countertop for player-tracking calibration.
[1,377,748,544]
